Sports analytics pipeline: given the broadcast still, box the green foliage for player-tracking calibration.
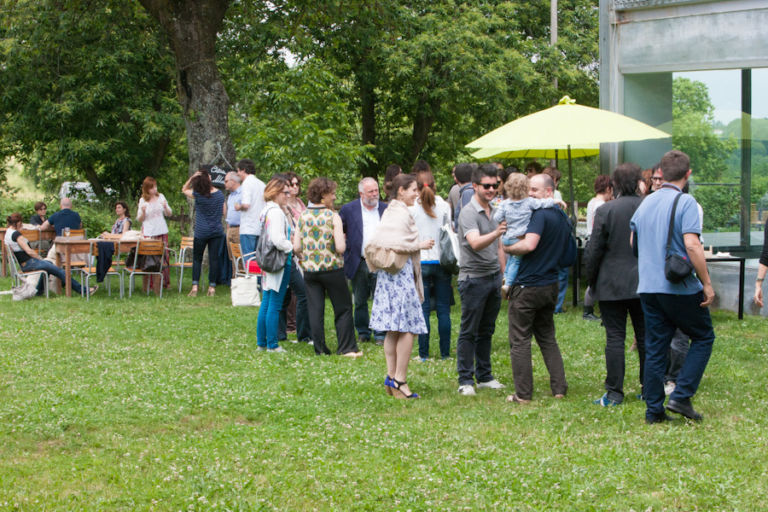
[692,185,741,231]
[227,59,372,202]
[0,0,184,196]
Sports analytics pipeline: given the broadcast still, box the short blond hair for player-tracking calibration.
[504,173,529,200]
[264,177,289,202]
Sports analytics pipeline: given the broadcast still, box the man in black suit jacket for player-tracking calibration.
[584,163,646,407]
[338,177,388,344]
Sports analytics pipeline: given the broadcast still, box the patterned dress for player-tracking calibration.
[369,258,427,334]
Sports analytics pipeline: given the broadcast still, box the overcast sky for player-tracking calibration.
[676,68,768,125]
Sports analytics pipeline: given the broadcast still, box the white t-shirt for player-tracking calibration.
[360,200,381,256]
[138,193,170,236]
[586,196,605,237]
[239,174,266,236]
[410,196,451,262]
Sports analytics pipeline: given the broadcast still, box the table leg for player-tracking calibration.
[65,246,72,297]
[1,242,7,277]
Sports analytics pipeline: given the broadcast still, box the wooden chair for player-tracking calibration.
[167,236,194,293]
[123,239,167,297]
[4,243,49,298]
[78,241,124,300]
[20,229,44,256]
[230,241,260,279]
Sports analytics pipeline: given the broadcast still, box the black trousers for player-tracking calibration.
[304,268,359,355]
[599,298,646,402]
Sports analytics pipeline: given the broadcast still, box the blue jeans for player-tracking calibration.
[257,258,292,349]
[418,264,453,359]
[503,254,521,287]
[21,258,83,295]
[555,267,569,313]
[640,292,715,421]
[239,234,259,261]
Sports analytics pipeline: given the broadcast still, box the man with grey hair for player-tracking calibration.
[339,176,388,344]
[223,171,242,277]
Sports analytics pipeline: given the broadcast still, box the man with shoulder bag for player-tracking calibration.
[630,150,715,424]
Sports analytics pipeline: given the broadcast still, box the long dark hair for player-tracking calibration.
[392,173,417,201]
[415,171,437,218]
[116,200,131,218]
[193,165,214,197]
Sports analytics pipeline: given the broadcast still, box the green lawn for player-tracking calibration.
[1,275,766,510]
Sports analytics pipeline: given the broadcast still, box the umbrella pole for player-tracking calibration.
[567,145,579,309]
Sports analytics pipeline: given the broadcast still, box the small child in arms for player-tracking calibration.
[493,173,558,294]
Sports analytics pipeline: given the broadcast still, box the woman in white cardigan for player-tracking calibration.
[256,177,294,352]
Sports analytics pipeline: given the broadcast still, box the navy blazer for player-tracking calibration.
[338,199,388,279]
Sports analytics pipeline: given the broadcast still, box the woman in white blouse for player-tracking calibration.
[136,176,172,293]
[256,177,294,352]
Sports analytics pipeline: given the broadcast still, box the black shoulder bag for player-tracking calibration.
[664,193,694,283]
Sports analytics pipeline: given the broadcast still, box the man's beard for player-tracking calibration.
[362,197,378,208]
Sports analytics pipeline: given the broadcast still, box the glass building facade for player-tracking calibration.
[600,0,768,254]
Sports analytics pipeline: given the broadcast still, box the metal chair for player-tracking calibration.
[167,236,194,293]
[78,240,124,300]
[123,239,167,297]
[4,243,49,298]
[230,241,260,279]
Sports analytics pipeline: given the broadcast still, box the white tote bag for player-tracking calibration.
[12,273,41,301]
[231,276,261,307]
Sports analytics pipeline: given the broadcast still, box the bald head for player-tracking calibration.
[529,174,554,199]
[60,197,72,209]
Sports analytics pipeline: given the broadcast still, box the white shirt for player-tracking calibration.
[586,197,605,237]
[138,193,170,236]
[239,174,266,236]
[360,199,381,256]
[410,196,451,262]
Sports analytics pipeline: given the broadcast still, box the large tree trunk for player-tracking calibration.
[407,97,439,165]
[138,0,235,176]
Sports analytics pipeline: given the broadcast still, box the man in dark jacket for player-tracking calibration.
[584,163,646,407]
[339,177,388,344]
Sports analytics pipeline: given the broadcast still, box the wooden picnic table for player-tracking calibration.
[54,237,140,297]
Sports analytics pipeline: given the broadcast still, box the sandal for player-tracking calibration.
[188,286,198,297]
[88,285,99,296]
[506,394,531,404]
[391,378,419,399]
[207,286,216,297]
[384,375,394,396]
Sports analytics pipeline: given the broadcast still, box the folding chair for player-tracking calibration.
[78,240,124,300]
[230,241,260,279]
[167,236,194,293]
[4,243,49,298]
[123,239,167,297]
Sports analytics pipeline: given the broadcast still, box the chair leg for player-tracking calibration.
[159,274,164,298]
[178,265,184,294]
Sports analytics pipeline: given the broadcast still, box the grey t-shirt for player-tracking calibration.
[457,196,500,280]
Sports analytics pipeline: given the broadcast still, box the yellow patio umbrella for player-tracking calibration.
[466,96,670,221]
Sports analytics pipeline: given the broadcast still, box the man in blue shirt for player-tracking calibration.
[40,197,82,236]
[503,173,570,404]
[630,150,715,423]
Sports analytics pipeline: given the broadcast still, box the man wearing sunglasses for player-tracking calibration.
[455,165,507,396]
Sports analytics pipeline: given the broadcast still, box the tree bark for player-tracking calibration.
[407,97,438,165]
[82,165,105,196]
[138,0,236,176]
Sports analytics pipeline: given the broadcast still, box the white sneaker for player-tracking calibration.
[477,379,506,390]
[268,346,287,353]
[664,381,676,396]
[458,384,476,396]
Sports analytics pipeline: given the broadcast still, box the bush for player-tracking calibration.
[692,185,740,231]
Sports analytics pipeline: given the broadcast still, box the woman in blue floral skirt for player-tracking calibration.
[366,174,435,399]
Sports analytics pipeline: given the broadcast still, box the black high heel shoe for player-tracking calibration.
[391,378,419,399]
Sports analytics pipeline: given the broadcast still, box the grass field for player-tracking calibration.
[1,275,767,511]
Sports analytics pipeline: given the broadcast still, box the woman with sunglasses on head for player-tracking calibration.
[257,177,295,352]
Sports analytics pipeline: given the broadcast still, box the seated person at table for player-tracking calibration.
[101,201,132,236]
[29,201,48,226]
[40,197,82,236]
[5,213,96,296]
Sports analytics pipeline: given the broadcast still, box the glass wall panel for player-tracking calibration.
[751,68,768,247]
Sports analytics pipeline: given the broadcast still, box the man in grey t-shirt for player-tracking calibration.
[455,165,507,395]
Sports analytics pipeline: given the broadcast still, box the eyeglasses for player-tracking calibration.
[651,177,663,182]
[479,183,497,190]
[291,181,299,186]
